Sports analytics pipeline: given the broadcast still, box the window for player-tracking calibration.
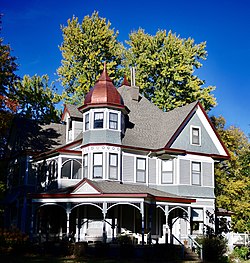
[191,127,200,145]
[93,153,103,178]
[83,154,88,178]
[109,153,118,179]
[94,112,104,129]
[61,160,82,179]
[136,158,146,182]
[85,113,89,131]
[192,162,201,185]
[109,112,118,130]
[162,160,173,184]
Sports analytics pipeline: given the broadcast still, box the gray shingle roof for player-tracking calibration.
[65,104,82,119]
[118,85,197,149]
[89,180,181,198]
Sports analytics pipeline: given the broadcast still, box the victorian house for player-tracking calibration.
[4,67,229,245]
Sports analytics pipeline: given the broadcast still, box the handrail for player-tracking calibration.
[188,235,203,261]
[172,234,185,259]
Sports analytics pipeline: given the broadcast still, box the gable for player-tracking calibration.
[170,105,228,157]
[72,180,100,194]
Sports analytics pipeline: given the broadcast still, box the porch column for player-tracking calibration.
[140,202,145,246]
[66,203,71,237]
[188,206,191,237]
[165,205,169,244]
[102,202,107,243]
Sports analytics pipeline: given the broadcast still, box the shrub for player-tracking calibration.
[233,246,249,260]
[0,227,29,254]
[196,235,228,262]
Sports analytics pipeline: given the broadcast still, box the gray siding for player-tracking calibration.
[171,113,220,155]
[148,158,156,184]
[203,162,213,187]
[180,159,190,184]
[83,130,121,145]
[154,184,215,198]
[122,155,134,182]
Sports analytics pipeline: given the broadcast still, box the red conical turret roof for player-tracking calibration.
[79,65,125,112]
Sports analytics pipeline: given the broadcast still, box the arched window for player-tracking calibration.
[61,159,82,179]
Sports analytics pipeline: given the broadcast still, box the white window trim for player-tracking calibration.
[190,125,201,146]
[83,109,121,131]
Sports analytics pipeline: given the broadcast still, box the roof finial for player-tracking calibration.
[103,61,107,73]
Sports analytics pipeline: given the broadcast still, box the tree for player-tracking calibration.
[57,11,124,105]
[16,74,61,123]
[123,29,216,112]
[212,116,250,232]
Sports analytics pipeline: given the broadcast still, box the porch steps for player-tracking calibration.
[184,247,202,262]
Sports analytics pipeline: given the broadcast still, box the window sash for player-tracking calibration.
[94,112,104,129]
[109,113,118,130]
[162,160,173,184]
[136,158,146,182]
[83,154,88,178]
[85,113,89,130]
[192,127,200,145]
[192,162,201,185]
[93,153,103,178]
[109,153,118,179]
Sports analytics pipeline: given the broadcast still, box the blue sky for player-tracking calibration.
[1,0,250,136]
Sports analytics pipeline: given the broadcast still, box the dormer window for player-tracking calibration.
[191,126,201,145]
[85,113,89,131]
[94,112,104,129]
[109,112,118,130]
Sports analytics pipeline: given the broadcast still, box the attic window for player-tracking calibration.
[94,112,104,129]
[191,126,201,145]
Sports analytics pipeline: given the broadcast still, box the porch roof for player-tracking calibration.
[30,179,195,204]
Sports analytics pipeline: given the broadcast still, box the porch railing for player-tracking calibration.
[188,234,203,261]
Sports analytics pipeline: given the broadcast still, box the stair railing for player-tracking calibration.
[188,234,203,261]
[172,234,185,259]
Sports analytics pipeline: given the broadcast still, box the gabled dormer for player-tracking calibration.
[61,104,83,143]
[78,66,128,145]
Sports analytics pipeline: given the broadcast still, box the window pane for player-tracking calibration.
[110,113,118,121]
[85,113,89,130]
[137,171,145,182]
[192,128,200,144]
[162,172,173,184]
[109,113,118,130]
[94,153,102,165]
[192,162,201,185]
[110,154,117,166]
[72,161,82,179]
[94,112,103,128]
[162,160,172,171]
[109,167,118,179]
[61,161,71,179]
[93,166,102,178]
[192,162,200,172]
[137,158,146,170]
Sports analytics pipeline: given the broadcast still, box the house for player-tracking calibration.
[3,66,229,246]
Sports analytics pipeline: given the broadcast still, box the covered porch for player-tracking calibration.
[29,179,195,245]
